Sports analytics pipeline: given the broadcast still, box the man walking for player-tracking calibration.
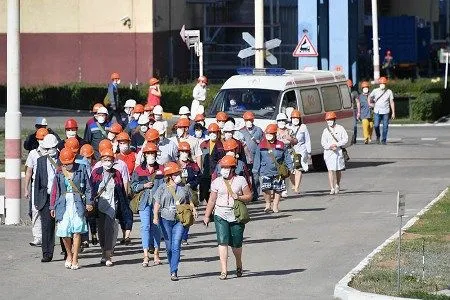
[369,77,395,145]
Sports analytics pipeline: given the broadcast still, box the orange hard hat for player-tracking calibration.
[219,155,237,168]
[216,112,228,122]
[360,81,370,88]
[149,77,159,85]
[116,132,130,142]
[92,103,104,113]
[145,128,160,142]
[111,72,120,80]
[265,124,278,134]
[60,147,76,165]
[177,141,191,152]
[64,118,78,129]
[198,75,208,84]
[134,104,144,113]
[194,114,205,122]
[99,139,113,152]
[100,148,115,158]
[164,161,181,176]
[325,111,337,120]
[243,111,255,121]
[176,118,190,128]
[144,104,154,112]
[208,123,220,132]
[379,77,388,84]
[346,79,353,88]
[65,137,80,154]
[109,123,123,134]
[223,139,238,151]
[36,128,49,140]
[291,109,301,118]
[80,144,94,158]
[142,142,158,153]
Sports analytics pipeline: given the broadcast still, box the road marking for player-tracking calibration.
[421,137,437,141]
[387,138,402,142]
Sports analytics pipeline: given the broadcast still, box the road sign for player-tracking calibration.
[238,32,281,65]
[293,34,318,57]
[396,191,405,217]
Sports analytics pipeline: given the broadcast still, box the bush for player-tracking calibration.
[410,93,442,121]
[0,83,223,114]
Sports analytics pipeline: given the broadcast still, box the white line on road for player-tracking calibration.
[421,137,437,141]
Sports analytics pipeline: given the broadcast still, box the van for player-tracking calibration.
[206,68,354,170]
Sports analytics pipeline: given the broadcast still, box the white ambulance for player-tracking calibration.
[206,68,355,170]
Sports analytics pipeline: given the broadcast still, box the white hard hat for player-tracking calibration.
[97,107,109,115]
[234,120,245,131]
[223,121,235,132]
[179,106,190,115]
[197,105,205,115]
[276,112,288,121]
[138,115,150,125]
[153,121,167,135]
[124,99,136,108]
[153,105,163,115]
[35,117,48,126]
[42,134,58,148]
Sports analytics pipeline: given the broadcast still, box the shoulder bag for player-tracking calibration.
[224,178,250,224]
[167,184,194,227]
[327,127,350,162]
[267,143,290,179]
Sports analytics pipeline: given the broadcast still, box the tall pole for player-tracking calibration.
[371,0,380,82]
[255,0,265,68]
[5,0,21,225]
[447,0,450,42]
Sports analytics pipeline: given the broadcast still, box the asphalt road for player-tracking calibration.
[0,126,449,299]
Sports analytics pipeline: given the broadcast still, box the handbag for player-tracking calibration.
[129,172,156,214]
[224,178,250,224]
[267,144,290,179]
[327,127,350,162]
[167,184,194,227]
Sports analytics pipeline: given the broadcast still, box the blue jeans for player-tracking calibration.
[139,205,161,250]
[182,227,189,241]
[160,219,184,274]
[374,113,390,143]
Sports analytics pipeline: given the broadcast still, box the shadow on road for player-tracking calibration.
[181,267,306,280]
[346,160,395,169]
[303,190,383,197]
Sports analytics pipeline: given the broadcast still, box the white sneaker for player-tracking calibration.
[105,260,113,267]
[330,189,335,195]
[335,185,340,194]
[281,191,288,198]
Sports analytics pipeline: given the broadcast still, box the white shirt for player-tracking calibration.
[25,148,44,181]
[46,157,57,195]
[321,124,348,171]
[192,84,206,102]
[290,124,311,156]
[369,87,394,115]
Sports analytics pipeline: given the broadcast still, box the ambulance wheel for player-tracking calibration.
[311,154,327,172]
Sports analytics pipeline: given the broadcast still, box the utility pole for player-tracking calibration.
[371,0,380,82]
[255,0,265,68]
[5,0,21,225]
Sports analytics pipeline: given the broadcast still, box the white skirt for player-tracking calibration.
[324,149,345,171]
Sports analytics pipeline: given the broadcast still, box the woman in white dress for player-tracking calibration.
[289,109,311,193]
[321,111,348,195]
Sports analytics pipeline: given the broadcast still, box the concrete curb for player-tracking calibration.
[389,123,450,127]
[333,187,449,300]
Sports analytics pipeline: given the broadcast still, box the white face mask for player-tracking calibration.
[107,132,116,141]
[245,121,253,128]
[220,168,231,179]
[195,130,203,138]
[154,114,162,121]
[140,125,148,133]
[291,118,300,126]
[173,175,182,184]
[116,79,121,85]
[176,128,185,138]
[224,132,233,140]
[180,152,189,161]
[143,112,150,118]
[218,121,225,129]
[327,120,335,127]
[38,140,45,149]
[102,160,114,170]
[379,84,386,90]
[146,154,156,165]
[66,130,77,138]
[96,116,106,124]
[265,134,274,141]
[362,87,369,94]
[47,147,57,157]
[133,113,141,120]
[124,107,133,115]
[209,133,218,141]
[119,143,129,153]
[226,151,235,157]
[277,121,286,129]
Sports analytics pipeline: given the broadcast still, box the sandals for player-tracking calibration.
[236,267,243,278]
[142,256,149,268]
[124,237,131,246]
[64,260,72,269]
[153,259,161,266]
[218,272,227,280]
[71,264,80,270]
[264,207,271,213]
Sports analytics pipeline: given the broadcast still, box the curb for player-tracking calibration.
[389,123,450,127]
[333,187,449,300]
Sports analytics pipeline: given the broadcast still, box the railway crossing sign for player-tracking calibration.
[238,32,281,65]
[293,34,318,57]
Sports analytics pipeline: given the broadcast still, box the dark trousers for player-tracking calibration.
[249,164,260,201]
[39,200,55,259]
[199,177,211,202]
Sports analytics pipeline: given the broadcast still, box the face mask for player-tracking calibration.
[226,151,235,157]
[362,87,369,94]
[379,84,386,90]
[209,133,217,141]
[66,130,77,138]
[96,116,106,124]
[195,130,203,138]
[224,132,233,140]
[116,79,121,85]
[180,152,189,161]
[38,140,44,149]
[133,113,141,120]
[124,108,133,115]
[107,132,116,141]
[265,134,274,141]
[173,175,182,184]
[63,164,74,171]
[176,128,185,138]
[220,168,231,179]
[218,121,225,129]
[143,112,150,118]
[327,120,335,127]
[102,160,114,170]
[146,154,156,165]
[230,99,236,106]
[140,125,148,133]
[119,143,129,153]
[292,118,300,126]
[154,114,162,121]
[245,121,253,128]
[47,147,57,157]
[277,121,286,129]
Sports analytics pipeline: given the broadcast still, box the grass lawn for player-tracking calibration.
[349,190,450,299]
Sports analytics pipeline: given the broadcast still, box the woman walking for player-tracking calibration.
[359,81,374,144]
[203,156,252,280]
[289,109,311,193]
[153,162,196,281]
[50,148,92,270]
[321,112,348,194]
[131,142,164,267]
[147,77,162,107]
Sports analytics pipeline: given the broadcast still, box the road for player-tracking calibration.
[1,126,450,299]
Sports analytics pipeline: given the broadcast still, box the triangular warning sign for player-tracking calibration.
[293,34,318,57]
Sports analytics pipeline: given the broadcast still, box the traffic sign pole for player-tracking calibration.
[371,0,380,82]
[255,0,265,68]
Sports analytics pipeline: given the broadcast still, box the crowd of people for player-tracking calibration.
[23,72,393,280]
